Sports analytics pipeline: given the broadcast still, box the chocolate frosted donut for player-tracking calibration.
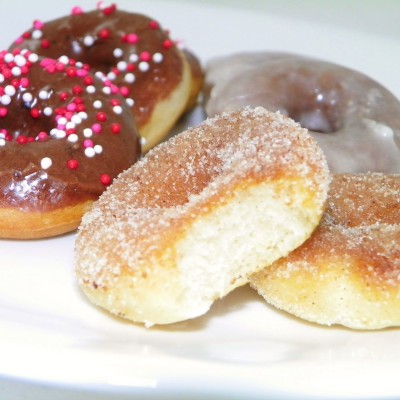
[205,52,400,173]
[0,49,140,239]
[10,3,202,152]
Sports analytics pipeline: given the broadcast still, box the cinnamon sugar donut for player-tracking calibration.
[250,173,400,330]
[75,107,330,326]
[0,49,140,239]
[10,3,203,152]
[205,52,400,173]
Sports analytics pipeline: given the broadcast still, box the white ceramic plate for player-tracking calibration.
[1,1,400,399]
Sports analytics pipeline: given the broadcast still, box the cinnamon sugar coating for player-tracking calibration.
[250,173,400,329]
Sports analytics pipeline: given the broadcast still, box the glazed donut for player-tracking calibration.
[0,49,140,239]
[75,107,330,326]
[250,173,400,330]
[10,3,203,152]
[205,52,400,173]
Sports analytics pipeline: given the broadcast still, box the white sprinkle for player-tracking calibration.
[67,133,78,143]
[0,138,5,146]
[57,117,68,125]
[84,147,96,158]
[32,30,43,39]
[83,128,93,138]
[94,144,103,154]
[78,111,88,120]
[66,121,76,130]
[113,48,123,58]
[12,66,21,76]
[0,132,5,139]
[40,157,52,169]
[126,98,134,107]
[22,93,33,103]
[124,73,135,83]
[117,61,127,71]
[107,71,117,81]
[55,130,66,139]
[153,52,163,63]
[43,107,53,116]
[102,86,111,95]
[4,53,14,63]
[28,53,39,63]
[5,85,16,96]
[75,61,83,68]
[93,100,102,109]
[39,90,49,100]
[138,61,149,72]
[129,53,139,63]
[0,74,4,83]
[113,105,123,114]
[14,55,27,67]
[50,128,58,136]
[95,71,105,80]
[58,55,70,65]
[1,95,11,105]
[83,35,95,47]
[86,85,96,94]
[71,115,82,124]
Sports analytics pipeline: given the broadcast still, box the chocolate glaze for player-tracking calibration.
[0,52,140,212]
[10,7,184,129]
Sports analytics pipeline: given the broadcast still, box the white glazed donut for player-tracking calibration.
[205,52,400,173]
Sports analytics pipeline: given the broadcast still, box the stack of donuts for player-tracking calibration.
[2,3,400,331]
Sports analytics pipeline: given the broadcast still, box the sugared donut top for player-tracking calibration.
[205,52,400,173]
[10,3,191,149]
[0,48,140,211]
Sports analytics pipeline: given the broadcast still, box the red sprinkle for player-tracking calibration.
[102,3,117,16]
[111,123,121,134]
[0,107,8,117]
[148,20,159,30]
[162,39,173,49]
[16,136,28,145]
[98,29,111,40]
[30,108,41,118]
[96,112,107,122]
[100,174,112,185]
[41,39,50,49]
[67,159,79,169]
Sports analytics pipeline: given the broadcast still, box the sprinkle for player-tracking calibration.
[153,52,163,63]
[67,159,79,169]
[149,20,159,30]
[138,61,149,72]
[86,85,96,94]
[1,95,11,105]
[117,61,127,71]
[0,107,8,117]
[32,30,43,39]
[58,55,70,65]
[43,107,53,116]
[30,108,41,118]
[113,48,123,58]
[139,51,151,62]
[0,138,5,146]
[40,157,52,170]
[37,132,48,141]
[126,98,134,107]
[83,35,95,47]
[71,114,82,124]
[124,73,135,83]
[129,53,139,63]
[14,55,27,67]
[5,85,16,96]
[22,93,33,103]
[83,128,93,137]
[162,39,173,49]
[84,147,96,158]
[98,29,111,40]
[100,173,112,185]
[113,105,122,114]
[4,53,14,63]
[122,33,139,44]
[111,123,121,134]
[55,129,66,139]
[94,144,103,154]
[67,133,78,143]
[41,39,50,49]
[33,20,44,29]
[16,136,28,145]
[39,90,50,100]
[28,53,39,63]
[96,112,107,122]
[92,123,102,134]
[93,100,102,109]
[102,86,111,95]
[71,6,83,15]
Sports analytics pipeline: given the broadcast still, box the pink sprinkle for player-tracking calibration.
[0,108,8,117]
[20,77,29,88]
[33,20,44,30]
[66,103,77,111]
[15,37,24,45]
[37,132,48,141]
[139,51,151,62]
[92,123,102,134]
[119,86,130,97]
[110,84,119,94]
[83,139,94,148]
[76,69,88,77]
[126,33,139,44]
[71,6,84,15]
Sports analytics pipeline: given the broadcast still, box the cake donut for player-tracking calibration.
[75,107,330,326]
[250,173,400,330]
[10,3,203,152]
[0,49,140,239]
[205,52,400,173]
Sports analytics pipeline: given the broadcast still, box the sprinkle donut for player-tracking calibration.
[75,107,330,326]
[205,52,400,173]
[250,173,400,330]
[10,3,203,152]
[0,49,140,239]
